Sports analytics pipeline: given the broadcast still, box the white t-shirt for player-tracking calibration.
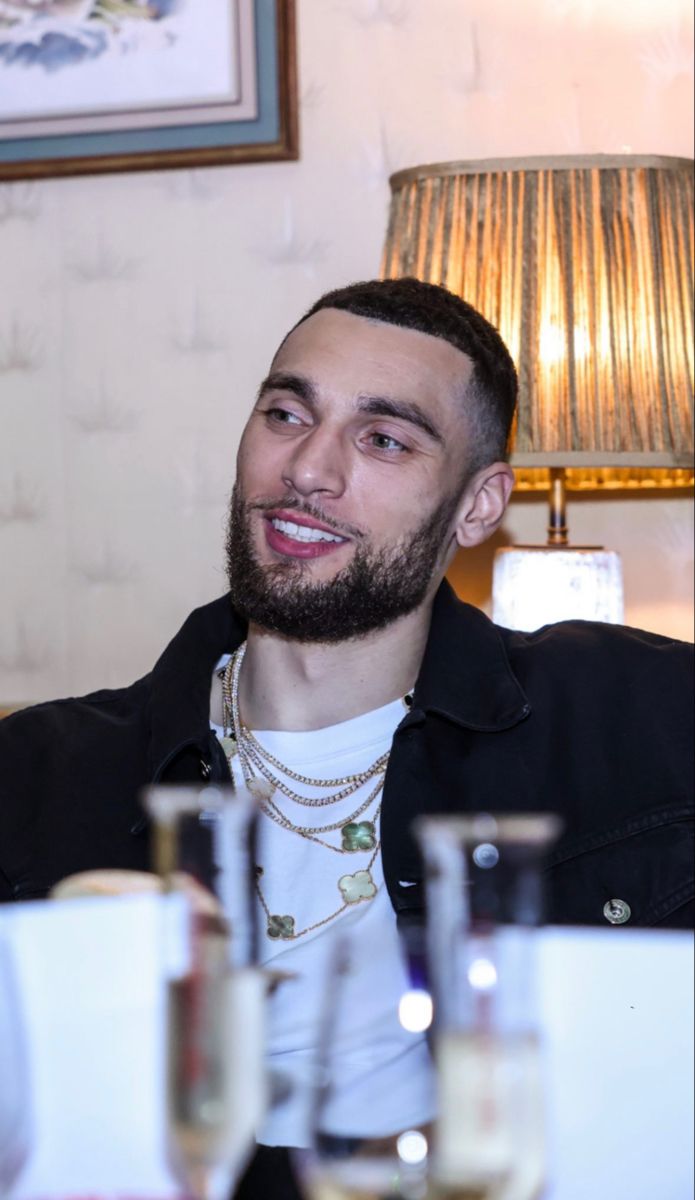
[211,659,435,1146]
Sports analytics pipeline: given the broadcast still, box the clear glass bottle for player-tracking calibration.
[144,783,264,1200]
[415,813,561,1200]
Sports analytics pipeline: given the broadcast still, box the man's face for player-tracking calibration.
[226,308,477,642]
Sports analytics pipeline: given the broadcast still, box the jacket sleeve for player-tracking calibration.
[0,688,152,902]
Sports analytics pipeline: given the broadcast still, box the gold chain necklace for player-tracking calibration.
[254,840,382,942]
[222,644,389,800]
[261,786,384,850]
[239,734,389,808]
[220,643,391,941]
[224,644,387,842]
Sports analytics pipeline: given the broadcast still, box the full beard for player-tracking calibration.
[224,485,459,644]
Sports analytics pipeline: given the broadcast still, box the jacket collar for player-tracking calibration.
[148,580,530,773]
[410,580,530,731]
[148,594,246,777]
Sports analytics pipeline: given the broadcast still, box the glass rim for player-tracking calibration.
[414,812,563,846]
[142,782,237,823]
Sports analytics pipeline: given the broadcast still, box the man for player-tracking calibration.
[1,278,693,1197]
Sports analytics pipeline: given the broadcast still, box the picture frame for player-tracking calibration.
[0,0,298,180]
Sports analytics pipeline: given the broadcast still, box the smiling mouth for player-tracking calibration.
[269,516,347,545]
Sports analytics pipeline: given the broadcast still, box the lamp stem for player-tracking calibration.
[547,468,569,545]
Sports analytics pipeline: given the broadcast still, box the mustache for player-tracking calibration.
[247,495,365,541]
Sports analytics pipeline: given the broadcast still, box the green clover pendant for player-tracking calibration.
[341,820,376,852]
[338,869,377,905]
[267,914,295,939]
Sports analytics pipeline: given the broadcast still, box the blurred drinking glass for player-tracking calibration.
[0,930,31,1197]
[293,911,436,1200]
[415,813,561,1200]
[144,783,265,1200]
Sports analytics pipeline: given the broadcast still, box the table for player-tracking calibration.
[1,896,692,1200]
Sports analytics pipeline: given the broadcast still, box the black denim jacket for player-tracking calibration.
[1,583,693,927]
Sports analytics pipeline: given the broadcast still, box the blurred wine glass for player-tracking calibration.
[0,929,31,1198]
[293,912,436,1200]
[144,783,265,1200]
[416,813,561,1200]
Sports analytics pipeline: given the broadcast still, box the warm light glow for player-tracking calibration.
[398,988,434,1032]
[383,156,694,481]
[492,547,625,629]
[539,322,592,366]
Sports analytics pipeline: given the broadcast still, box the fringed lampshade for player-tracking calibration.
[382,155,694,627]
[382,154,694,490]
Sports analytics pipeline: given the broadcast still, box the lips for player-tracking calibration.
[262,509,350,559]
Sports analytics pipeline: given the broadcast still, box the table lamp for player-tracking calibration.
[382,155,694,629]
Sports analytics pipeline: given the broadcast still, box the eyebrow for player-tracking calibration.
[357,395,444,444]
[257,371,317,406]
[257,373,443,444]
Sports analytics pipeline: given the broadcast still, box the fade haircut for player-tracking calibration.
[292,277,518,481]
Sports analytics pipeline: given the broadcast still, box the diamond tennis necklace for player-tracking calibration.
[220,643,393,941]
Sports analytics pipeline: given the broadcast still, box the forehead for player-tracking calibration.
[271,308,474,412]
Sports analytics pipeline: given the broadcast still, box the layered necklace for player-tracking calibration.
[220,643,404,942]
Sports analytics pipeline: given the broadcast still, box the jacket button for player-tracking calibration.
[603,898,631,925]
[199,759,212,780]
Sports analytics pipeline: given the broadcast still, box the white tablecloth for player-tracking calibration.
[1,896,692,1200]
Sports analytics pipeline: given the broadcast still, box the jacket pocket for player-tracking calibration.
[546,804,694,927]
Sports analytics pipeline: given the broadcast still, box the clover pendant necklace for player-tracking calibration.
[341,819,376,852]
[255,838,382,941]
[251,802,383,940]
[222,642,399,942]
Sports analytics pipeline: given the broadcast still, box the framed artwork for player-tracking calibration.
[0,0,298,179]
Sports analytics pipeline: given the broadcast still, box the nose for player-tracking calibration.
[281,426,347,499]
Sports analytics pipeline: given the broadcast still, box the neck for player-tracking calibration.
[235,601,434,731]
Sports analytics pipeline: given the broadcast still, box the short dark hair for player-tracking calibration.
[295,277,518,478]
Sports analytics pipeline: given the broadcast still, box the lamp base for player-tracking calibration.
[492,546,624,631]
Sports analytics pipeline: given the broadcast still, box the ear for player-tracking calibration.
[453,463,514,549]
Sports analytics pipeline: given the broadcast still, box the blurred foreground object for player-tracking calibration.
[1,897,691,1198]
[50,866,221,915]
[144,784,265,1200]
[293,916,435,1200]
[0,930,31,1195]
[417,813,561,1200]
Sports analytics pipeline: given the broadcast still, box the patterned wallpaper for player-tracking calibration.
[1,0,693,703]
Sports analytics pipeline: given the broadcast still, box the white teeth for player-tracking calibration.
[271,517,344,544]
